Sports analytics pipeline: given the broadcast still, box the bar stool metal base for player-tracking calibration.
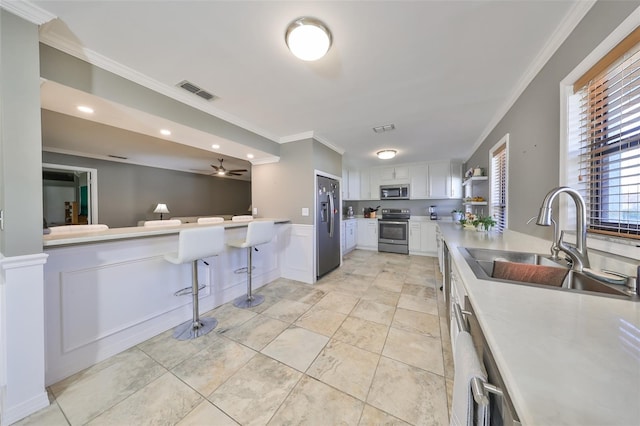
[233,293,265,309]
[173,317,218,341]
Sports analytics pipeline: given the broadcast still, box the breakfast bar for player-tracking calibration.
[43,219,290,385]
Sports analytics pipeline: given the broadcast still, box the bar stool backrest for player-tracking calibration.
[232,215,254,222]
[245,221,275,247]
[197,217,225,224]
[174,226,225,263]
[49,224,109,234]
[143,219,182,227]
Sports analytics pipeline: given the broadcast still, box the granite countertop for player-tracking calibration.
[43,218,290,247]
[438,222,640,425]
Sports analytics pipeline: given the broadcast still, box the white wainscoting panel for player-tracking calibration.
[0,252,50,426]
[279,224,314,284]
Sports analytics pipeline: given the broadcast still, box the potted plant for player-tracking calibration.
[451,209,464,222]
[476,215,497,232]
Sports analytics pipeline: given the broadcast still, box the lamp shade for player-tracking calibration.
[285,17,332,61]
[153,203,170,214]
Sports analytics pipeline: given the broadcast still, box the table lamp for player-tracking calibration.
[153,203,170,220]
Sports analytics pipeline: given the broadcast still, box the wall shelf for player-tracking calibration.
[463,176,488,186]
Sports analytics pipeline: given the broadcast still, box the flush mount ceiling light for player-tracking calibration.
[377,150,397,160]
[77,105,94,114]
[285,17,332,61]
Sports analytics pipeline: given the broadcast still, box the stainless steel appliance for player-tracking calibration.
[380,184,409,200]
[316,175,341,279]
[378,208,410,254]
[429,205,438,220]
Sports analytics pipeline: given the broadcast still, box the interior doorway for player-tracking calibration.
[43,163,98,226]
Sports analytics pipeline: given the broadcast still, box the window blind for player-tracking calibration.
[491,143,507,233]
[576,34,640,239]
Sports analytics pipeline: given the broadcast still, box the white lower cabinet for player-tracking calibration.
[356,218,378,250]
[408,220,438,256]
[344,219,357,254]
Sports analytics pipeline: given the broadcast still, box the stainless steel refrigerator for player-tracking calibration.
[316,175,341,279]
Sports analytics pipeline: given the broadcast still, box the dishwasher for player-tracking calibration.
[453,298,521,426]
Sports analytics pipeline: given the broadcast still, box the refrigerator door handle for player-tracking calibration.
[328,192,334,238]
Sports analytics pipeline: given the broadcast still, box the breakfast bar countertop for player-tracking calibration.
[43,218,290,248]
[438,222,640,426]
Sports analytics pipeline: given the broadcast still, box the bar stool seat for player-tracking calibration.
[165,226,225,340]
[197,217,225,224]
[227,221,275,308]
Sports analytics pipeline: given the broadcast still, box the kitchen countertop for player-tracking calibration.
[438,222,640,426]
[43,218,290,247]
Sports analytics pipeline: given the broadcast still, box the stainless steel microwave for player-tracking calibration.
[380,184,409,200]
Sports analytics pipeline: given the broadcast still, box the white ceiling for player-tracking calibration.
[28,0,587,171]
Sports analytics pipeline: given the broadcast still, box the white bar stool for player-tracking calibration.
[165,226,225,340]
[227,221,275,308]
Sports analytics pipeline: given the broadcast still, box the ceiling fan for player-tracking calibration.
[210,158,247,176]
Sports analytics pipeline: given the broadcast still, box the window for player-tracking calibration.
[490,134,509,233]
[573,28,640,239]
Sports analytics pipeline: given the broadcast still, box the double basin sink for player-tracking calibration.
[459,247,637,300]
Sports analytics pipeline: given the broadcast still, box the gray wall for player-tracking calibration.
[345,199,463,220]
[43,152,251,228]
[465,0,640,240]
[0,11,42,256]
[252,138,342,225]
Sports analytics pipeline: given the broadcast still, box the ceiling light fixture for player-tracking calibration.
[285,17,332,61]
[247,153,254,159]
[211,144,220,149]
[160,129,171,136]
[377,150,397,160]
[77,105,94,114]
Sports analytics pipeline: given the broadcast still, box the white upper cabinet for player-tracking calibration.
[428,161,450,198]
[346,170,360,200]
[346,161,461,201]
[410,164,429,199]
[379,166,410,183]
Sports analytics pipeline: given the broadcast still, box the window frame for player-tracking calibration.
[489,134,509,233]
[559,7,640,261]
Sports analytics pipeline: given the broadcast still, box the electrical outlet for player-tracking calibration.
[301,207,309,216]
[253,207,258,215]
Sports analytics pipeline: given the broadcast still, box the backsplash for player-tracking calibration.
[343,199,463,219]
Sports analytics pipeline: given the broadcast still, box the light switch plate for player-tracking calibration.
[253,207,258,215]
[301,207,309,216]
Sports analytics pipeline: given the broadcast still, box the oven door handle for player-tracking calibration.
[379,221,408,225]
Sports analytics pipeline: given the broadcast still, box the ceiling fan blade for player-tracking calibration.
[228,172,242,176]
[211,165,220,171]
[227,169,247,173]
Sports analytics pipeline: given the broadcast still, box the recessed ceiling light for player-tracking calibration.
[160,129,171,136]
[247,153,254,159]
[77,105,94,114]
[211,144,220,149]
[285,17,332,61]
[377,150,397,160]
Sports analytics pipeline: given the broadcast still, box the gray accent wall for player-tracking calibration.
[43,152,251,228]
[252,138,342,225]
[0,11,42,256]
[465,0,640,240]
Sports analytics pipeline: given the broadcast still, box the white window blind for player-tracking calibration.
[576,31,640,239]
[490,141,507,233]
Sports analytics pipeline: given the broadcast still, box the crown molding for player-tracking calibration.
[0,0,56,25]
[281,131,345,155]
[37,30,281,145]
[466,0,597,162]
[250,156,280,165]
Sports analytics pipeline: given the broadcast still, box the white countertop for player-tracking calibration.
[438,222,640,425]
[43,218,290,247]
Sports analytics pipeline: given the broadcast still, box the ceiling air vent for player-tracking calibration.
[177,80,216,101]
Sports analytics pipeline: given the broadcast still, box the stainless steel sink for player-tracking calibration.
[459,247,637,300]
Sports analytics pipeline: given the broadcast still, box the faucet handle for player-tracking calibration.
[602,269,638,295]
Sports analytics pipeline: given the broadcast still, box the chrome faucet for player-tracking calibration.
[536,186,590,271]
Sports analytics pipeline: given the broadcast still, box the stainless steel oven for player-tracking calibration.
[378,208,410,254]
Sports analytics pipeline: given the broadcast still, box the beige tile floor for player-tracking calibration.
[16,250,454,426]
